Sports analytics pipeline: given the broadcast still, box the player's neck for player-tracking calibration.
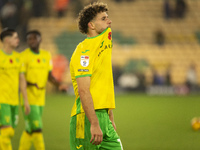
[30,48,39,54]
[87,30,99,38]
[2,44,13,54]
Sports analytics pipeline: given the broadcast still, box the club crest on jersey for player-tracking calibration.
[80,56,89,67]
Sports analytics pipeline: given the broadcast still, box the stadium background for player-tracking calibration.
[1,0,200,149]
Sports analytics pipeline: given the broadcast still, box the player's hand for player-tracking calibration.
[58,84,68,92]
[35,84,44,90]
[90,124,103,145]
[24,102,30,115]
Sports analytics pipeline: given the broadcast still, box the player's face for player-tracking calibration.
[27,33,41,50]
[8,32,20,49]
[92,12,112,34]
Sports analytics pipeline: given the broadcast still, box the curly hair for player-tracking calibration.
[78,2,108,34]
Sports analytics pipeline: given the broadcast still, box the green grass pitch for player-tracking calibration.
[12,93,200,150]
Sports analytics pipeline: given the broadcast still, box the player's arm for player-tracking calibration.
[48,71,68,91]
[109,110,116,131]
[19,73,30,115]
[48,71,60,87]
[76,76,103,145]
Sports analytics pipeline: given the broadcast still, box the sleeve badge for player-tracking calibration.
[80,56,89,67]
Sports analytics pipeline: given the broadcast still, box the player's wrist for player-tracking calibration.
[90,119,99,126]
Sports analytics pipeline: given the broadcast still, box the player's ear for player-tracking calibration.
[88,22,95,30]
[4,36,9,43]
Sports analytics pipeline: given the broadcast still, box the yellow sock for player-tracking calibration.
[0,127,14,150]
[18,131,32,150]
[32,132,45,150]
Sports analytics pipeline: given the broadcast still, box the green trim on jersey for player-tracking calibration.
[76,97,81,114]
[75,74,92,79]
[0,49,13,55]
[30,49,40,55]
[87,28,108,39]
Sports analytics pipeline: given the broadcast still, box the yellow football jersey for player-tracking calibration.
[0,49,25,105]
[21,48,52,106]
[70,28,115,117]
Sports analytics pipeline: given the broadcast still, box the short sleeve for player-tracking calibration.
[72,50,94,79]
[48,52,53,72]
[19,53,26,73]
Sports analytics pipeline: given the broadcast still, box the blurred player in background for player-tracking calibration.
[0,28,30,150]
[70,2,123,150]
[19,30,66,150]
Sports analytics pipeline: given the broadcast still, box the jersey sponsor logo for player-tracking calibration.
[0,66,18,70]
[100,41,104,48]
[80,56,89,67]
[78,69,89,72]
[108,32,112,40]
[82,50,90,54]
[37,59,40,63]
[76,145,83,149]
[98,43,113,57]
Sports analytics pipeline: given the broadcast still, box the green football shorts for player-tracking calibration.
[22,105,44,133]
[70,109,123,150]
[0,103,19,128]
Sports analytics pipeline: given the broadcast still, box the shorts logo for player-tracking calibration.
[5,116,10,123]
[80,56,89,67]
[76,145,83,149]
[33,120,39,127]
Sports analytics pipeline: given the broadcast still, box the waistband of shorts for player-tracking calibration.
[95,109,108,113]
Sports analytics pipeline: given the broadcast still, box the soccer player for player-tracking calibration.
[70,2,123,150]
[0,28,30,150]
[18,30,65,150]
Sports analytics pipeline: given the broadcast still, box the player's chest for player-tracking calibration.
[27,56,48,70]
[0,56,20,73]
[97,40,112,58]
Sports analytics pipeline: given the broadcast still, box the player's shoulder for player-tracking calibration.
[75,40,92,54]
[13,50,20,56]
[40,49,51,55]
[0,49,4,55]
[21,48,29,53]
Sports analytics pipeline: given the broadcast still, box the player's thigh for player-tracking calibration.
[70,113,98,150]
[24,105,43,131]
[0,103,12,127]
[99,118,123,150]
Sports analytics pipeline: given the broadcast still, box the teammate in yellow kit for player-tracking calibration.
[70,2,123,150]
[19,30,66,150]
[0,28,30,150]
